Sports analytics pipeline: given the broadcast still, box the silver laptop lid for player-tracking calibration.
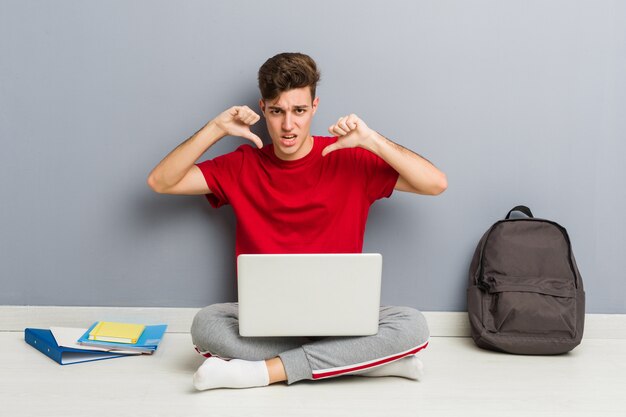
[237,253,382,337]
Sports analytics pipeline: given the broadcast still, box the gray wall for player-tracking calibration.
[1,1,624,313]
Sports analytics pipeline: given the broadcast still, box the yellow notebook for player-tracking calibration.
[88,321,146,344]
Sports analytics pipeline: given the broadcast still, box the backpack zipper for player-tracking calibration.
[489,293,499,313]
[480,276,500,313]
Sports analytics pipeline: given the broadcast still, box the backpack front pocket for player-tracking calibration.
[481,275,577,338]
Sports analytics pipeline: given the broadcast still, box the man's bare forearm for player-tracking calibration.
[366,132,447,195]
[325,113,447,195]
[148,121,225,191]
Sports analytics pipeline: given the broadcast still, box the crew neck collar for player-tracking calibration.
[266,136,322,168]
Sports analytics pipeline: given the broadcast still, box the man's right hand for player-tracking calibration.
[147,105,263,195]
[212,106,263,149]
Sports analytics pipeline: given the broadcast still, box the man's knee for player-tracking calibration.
[381,306,430,349]
[191,303,238,353]
[407,307,430,346]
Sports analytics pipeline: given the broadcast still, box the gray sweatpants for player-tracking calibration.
[190,303,430,384]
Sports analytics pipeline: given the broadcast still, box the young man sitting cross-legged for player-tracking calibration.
[147,52,447,390]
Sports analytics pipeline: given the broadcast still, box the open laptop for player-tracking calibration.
[237,253,382,337]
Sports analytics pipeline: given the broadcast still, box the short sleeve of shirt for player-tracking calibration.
[195,145,247,208]
[353,147,400,204]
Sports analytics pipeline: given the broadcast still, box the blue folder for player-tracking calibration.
[24,328,128,365]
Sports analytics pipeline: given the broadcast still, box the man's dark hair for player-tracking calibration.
[258,52,321,102]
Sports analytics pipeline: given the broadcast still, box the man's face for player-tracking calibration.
[260,87,319,161]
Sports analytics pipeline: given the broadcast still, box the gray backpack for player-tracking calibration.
[467,206,585,354]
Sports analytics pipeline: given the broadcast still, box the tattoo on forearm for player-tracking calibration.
[377,131,434,165]
[173,126,203,153]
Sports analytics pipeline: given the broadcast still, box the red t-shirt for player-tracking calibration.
[196,136,399,257]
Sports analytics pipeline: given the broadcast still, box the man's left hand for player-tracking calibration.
[322,114,377,156]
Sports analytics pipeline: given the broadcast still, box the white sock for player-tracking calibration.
[193,357,270,391]
[357,355,424,380]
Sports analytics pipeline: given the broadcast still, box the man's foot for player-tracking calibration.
[356,355,424,380]
[193,357,270,391]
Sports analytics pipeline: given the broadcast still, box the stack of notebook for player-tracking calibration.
[25,321,167,365]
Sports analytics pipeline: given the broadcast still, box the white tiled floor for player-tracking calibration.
[2,331,625,417]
